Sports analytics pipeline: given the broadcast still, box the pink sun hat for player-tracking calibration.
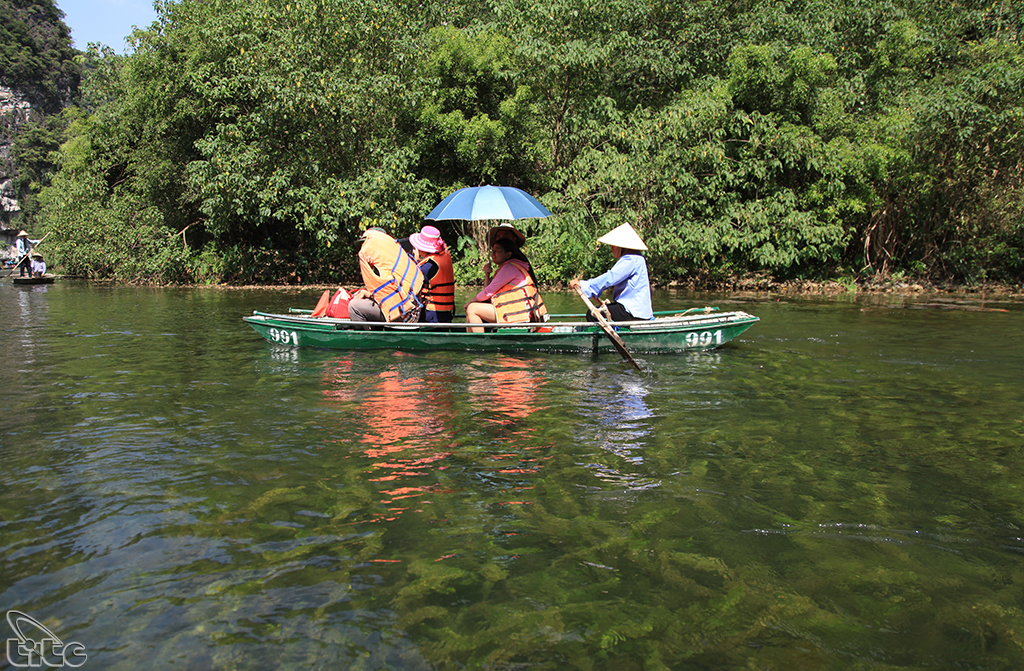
[410,225,446,254]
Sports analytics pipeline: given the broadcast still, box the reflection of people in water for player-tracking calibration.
[465,357,552,475]
[319,356,552,524]
[473,357,538,424]
[603,380,652,460]
[358,370,450,467]
[320,359,457,523]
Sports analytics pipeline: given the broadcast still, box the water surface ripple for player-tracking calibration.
[2,282,1023,669]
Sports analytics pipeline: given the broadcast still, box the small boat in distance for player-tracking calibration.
[12,274,55,285]
[243,308,759,355]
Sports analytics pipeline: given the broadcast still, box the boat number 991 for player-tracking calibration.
[268,328,299,346]
[685,330,723,347]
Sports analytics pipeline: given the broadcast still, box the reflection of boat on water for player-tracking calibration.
[320,360,457,523]
[317,356,550,523]
[243,308,759,355]
[12,274,55,285]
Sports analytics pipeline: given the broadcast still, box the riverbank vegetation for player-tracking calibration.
[13,0,1024,286]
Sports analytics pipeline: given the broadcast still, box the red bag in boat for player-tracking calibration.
[325,288,352,319]
[311,289,331,317]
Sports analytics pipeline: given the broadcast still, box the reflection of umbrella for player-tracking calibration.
[425,185,552,221]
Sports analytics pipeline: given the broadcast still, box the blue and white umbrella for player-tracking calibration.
[425,185,552,221]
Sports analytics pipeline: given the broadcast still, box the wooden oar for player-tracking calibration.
[5,232,50,277]
[572,284,641,371]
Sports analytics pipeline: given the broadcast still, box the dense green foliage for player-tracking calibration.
[1,0,79,228]
[32,0,1024,285]
[0,0,78,111]
[9,115,62,224]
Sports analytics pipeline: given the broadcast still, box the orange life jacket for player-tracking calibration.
[311,289,332,317]
[492,259,548,323]
[420,249,455,313]
[359,232,424,322]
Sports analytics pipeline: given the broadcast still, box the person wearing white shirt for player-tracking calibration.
[30,253,46,277]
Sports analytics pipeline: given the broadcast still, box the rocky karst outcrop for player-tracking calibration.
[1,85,33,221]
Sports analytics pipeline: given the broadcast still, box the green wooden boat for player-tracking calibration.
[243,308,759,354]
[12,274,55,285]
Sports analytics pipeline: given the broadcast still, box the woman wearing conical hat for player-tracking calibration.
[569,223,653,322]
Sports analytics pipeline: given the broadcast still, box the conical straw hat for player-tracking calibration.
[597,223,647,251]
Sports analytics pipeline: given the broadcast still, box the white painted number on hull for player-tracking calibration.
[268,328,299,346]
[685,330,723,348]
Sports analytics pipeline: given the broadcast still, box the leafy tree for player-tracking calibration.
[0,0,79,112]
[33,0,1024,285]
[10,115,62,223]
[1,0,79,230]
[41,108,188,281]
[728,44,838,127]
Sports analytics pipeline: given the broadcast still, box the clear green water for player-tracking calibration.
[2,282,1023,670]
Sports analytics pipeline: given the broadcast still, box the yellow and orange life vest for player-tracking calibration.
[492,259,548,323]
[359,231,424,322]
[420,249,455,313]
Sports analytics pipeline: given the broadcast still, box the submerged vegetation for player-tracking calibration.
[7,0,1024,286]
[6,288,1024,668]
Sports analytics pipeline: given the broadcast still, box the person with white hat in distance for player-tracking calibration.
[569,223,653,322]
[15,230,32,277]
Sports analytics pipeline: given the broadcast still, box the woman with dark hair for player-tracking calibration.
[465,238,547,333]
[483,222,530,285]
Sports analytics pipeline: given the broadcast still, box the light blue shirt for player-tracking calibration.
[580,253,653,320]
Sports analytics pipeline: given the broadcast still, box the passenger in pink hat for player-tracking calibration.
[408,225,455,323]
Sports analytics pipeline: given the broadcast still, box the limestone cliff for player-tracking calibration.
[0,0,80,229]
